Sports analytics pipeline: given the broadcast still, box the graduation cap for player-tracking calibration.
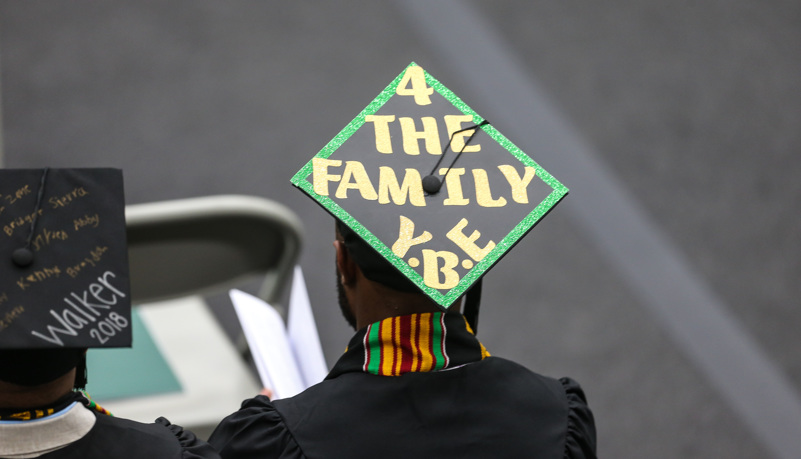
[0,168,131,351]
[291,63,567,325]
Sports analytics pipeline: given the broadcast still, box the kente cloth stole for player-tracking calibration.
[0,406,59,421]
[0,390,111,421]
[339,312,490,377]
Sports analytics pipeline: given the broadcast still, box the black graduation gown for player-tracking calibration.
[39,415,220,459]
[209,312,597,459]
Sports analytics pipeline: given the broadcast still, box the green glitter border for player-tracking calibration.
[291,62,568,308]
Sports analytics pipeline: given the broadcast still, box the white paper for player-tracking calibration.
[287,266,329,387]
[229,289,305,400]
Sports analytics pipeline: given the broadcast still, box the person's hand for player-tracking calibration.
[259,387,273,400]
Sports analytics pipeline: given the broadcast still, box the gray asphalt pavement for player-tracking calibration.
[1,2,799,458]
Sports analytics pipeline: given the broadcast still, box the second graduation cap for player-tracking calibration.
[291,63,568,309]
[0,168,132,349]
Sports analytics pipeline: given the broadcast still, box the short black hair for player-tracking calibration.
[336,220,420,293]
[0,348,84,386]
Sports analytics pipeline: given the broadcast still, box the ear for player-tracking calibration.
[334,240,358,286]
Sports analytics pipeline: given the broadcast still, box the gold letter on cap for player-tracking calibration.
[440,168,470,206]
[365,115,395,154]
[396,66,433,105]
[335,161,377,200]
[473,169,507,207]
[446,218,496,262]
[498,165,537,204]
[312,158,342,196]
[422,249,460,289]
[391,215,432,258]
[400,117,442,156]
[379,167,426,206]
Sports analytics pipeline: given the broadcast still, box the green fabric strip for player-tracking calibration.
[365,323,382,375]
[430,314,446,370]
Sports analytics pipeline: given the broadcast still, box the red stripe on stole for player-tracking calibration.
[412,314,422,372]
[427,314,436,368]
[399,315,413,373]
[389,317,397,376]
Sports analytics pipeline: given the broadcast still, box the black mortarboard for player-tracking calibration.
[0,168,131,350]
[291,63,568,310]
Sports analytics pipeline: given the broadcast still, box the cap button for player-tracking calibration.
[422,175,442,194]
[12,247,34,267]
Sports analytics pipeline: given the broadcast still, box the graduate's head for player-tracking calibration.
[292,63,568,327]
[334,220,439,330]
[0,169,132,397]
[334,220,419,294]
[0,348,85,387]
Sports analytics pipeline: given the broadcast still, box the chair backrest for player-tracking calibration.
[125,195,303,305]
[91,195,302,435]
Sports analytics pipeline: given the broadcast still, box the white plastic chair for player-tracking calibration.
[89,195,302,438]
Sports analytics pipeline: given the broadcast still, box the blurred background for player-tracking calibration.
[1,2,799,458]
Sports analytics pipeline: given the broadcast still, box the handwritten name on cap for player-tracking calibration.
[0,168,132,349]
